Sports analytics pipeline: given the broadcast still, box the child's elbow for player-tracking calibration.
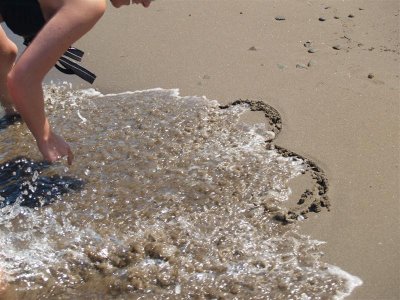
[6,66,29,106]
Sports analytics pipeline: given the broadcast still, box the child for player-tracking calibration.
[0,0,152,165]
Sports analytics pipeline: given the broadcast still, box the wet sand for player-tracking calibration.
[3,0,398,299]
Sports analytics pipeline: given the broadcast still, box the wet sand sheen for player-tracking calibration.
[0,87,361,299]
[1,0,399,298]
[75,1,397,299]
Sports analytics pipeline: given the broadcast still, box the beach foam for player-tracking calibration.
[0,84,361,299]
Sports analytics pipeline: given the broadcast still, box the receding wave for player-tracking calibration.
[0,85,362,299]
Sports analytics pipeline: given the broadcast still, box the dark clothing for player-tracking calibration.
[0,0,45,38]
[0,0,96,84]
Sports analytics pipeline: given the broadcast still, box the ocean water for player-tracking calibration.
[0,85,362,299]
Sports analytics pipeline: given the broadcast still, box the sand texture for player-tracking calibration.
[3,0,398,299]
[73,1,399,299]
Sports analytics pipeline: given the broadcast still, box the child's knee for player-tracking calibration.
[60,0,106,32]
[82,0,107,23]
[0,40,18,66]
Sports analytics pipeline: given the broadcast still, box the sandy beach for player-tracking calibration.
[73,1,398,299]
[1,0,399,299]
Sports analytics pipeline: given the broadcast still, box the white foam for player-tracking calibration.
[76,110,87,123]
[328,264,363,300]
[101,87,179,98]
[0,86,362,298]
[79,88,102,98]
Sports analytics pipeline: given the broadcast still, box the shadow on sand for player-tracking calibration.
[0,157,84,208]
[0,114,21,131]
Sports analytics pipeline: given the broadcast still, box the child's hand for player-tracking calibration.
[37,131,74,165]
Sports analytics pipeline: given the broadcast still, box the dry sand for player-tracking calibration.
[8,0,400,299]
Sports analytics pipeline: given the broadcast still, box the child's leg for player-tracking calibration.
[0,26,18,115]
[7,0,106,164]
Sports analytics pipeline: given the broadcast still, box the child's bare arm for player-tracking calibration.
[7,0,106,164]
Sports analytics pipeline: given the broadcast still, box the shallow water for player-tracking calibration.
[0,85,361,299]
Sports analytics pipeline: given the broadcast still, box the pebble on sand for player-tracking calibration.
[332,45,341,50]
[277,63,287,70]
[334,16,340,19]
[304,41,312,48]
[307,60,316,67]
[348,14,355,18]
[319,17,326,22]
[368,73,374,79]
[275,16,286,21]
[248,46,257,51]
[308,48,318,53]
[296,63,308,69]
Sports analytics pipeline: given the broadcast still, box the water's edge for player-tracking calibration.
[0,86,362,299]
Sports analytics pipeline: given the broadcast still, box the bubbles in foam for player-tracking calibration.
[0,84,361,299]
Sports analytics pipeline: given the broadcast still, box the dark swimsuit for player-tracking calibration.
[0,0,96,84]
[0,0,45,39]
